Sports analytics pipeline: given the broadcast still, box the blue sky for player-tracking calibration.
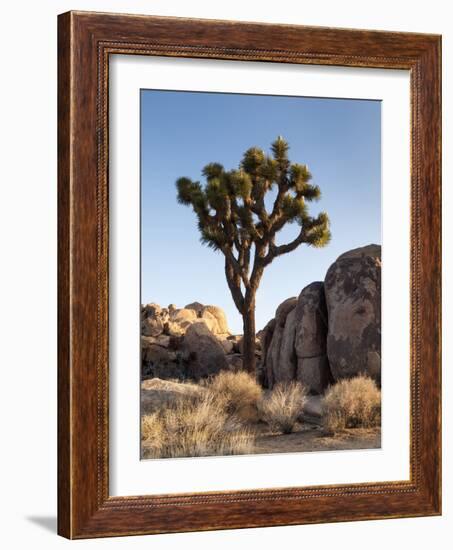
[141,90,381,334]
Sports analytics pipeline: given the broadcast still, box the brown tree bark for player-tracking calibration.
[242,303,256,375]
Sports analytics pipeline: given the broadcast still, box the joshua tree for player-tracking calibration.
[176,137,331,375]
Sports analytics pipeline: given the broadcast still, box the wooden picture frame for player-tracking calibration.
[58,10,441,539]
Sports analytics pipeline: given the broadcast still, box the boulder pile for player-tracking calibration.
[141,302,260,380]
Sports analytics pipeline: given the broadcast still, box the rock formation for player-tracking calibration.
[262,297,298,387]
[141,244,381,390]
[260,286,332,393]
[141,378,204,415]
[259,244,381,392]
[324,244,381,383]
[183,321,229,378]
[294,282,332,393]
[141,301,258,381]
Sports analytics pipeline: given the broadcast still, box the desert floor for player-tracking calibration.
[254,422,381,455]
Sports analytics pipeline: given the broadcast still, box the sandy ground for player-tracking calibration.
[141,422,381,459]
[253,422,381,455]
[251,395,381,455]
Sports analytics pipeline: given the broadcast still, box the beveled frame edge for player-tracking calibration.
[57,10,441,539]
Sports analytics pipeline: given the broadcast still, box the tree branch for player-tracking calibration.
[225,257,244,313]
[222,245,250,288]
[263,227,307,266]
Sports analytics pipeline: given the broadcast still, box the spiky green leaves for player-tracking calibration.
[175,137,331,259]
[302,184,321,201]
[199,224,226,251]
[290,163,311,187]
[281,195,308,223]
[271,136,289,161]
[304,212,331,248]
[227,170,252,200]
[241,147,265,174]
[202,162,224,180]
[206,177,228,211]
[176,177,206,211]
[258,156,278,182]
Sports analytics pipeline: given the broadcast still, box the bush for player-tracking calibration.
[205,370,263,422]
[322,375,381,433]
[141,392,255,459]
[259,381,307,434]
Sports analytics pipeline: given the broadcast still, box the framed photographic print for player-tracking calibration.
[58,11,441,538]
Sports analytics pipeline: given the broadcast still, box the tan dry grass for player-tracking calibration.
[322,374,381,433]
[259,381,308,434]
[141,392,255,459]
[204,370,263,422]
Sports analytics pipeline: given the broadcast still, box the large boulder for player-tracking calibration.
[219,338,234,354]
[258,318,276,387]
[294,282,333,394]
[184,302,230,335]
[142,334,171,349]
[199,309,220,333]
[184,301,205,314]
[262,297,297,387]
[142,303,167,320]
[165,307,198,336]
[226,353,244,372]
[201,305,230,335]
[169,307,198,324]
[141,303,168,337]
[324,244,381,383]
[141,378,204,415]
[260,286,333,393]
[276,297,298,326]
[276,308,298,383]
[141,337,175,364]
[142,317,165,337]
[183,321,229,379]
[141,336,184,379]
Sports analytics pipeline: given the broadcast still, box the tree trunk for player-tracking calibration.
[242,303,256,375]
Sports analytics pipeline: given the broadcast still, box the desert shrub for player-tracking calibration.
[259,381,307,434]
[322,375,381,433]
[141,412,164,444]
[141,392,255,459]
[205,370,263,422]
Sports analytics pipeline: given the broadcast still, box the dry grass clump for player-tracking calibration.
[259,381,307,434]
[322,375,381,433]
[141,392,255,459]
[205,370,263,422]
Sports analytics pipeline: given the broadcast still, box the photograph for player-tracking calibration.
[140,89,382,459]
[0,1,445,544]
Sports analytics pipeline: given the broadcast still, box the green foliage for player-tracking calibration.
[241,147,265,174]
[304,212,331,247]
[199,225,226,250]
[206,177,227,211]
[281,195,308,222]
[226,170,252,200]
[258,156,278,182]
[290,163,312,187]
[202,162,224,180]
[175,136,331,262]
[271,135,289,166]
